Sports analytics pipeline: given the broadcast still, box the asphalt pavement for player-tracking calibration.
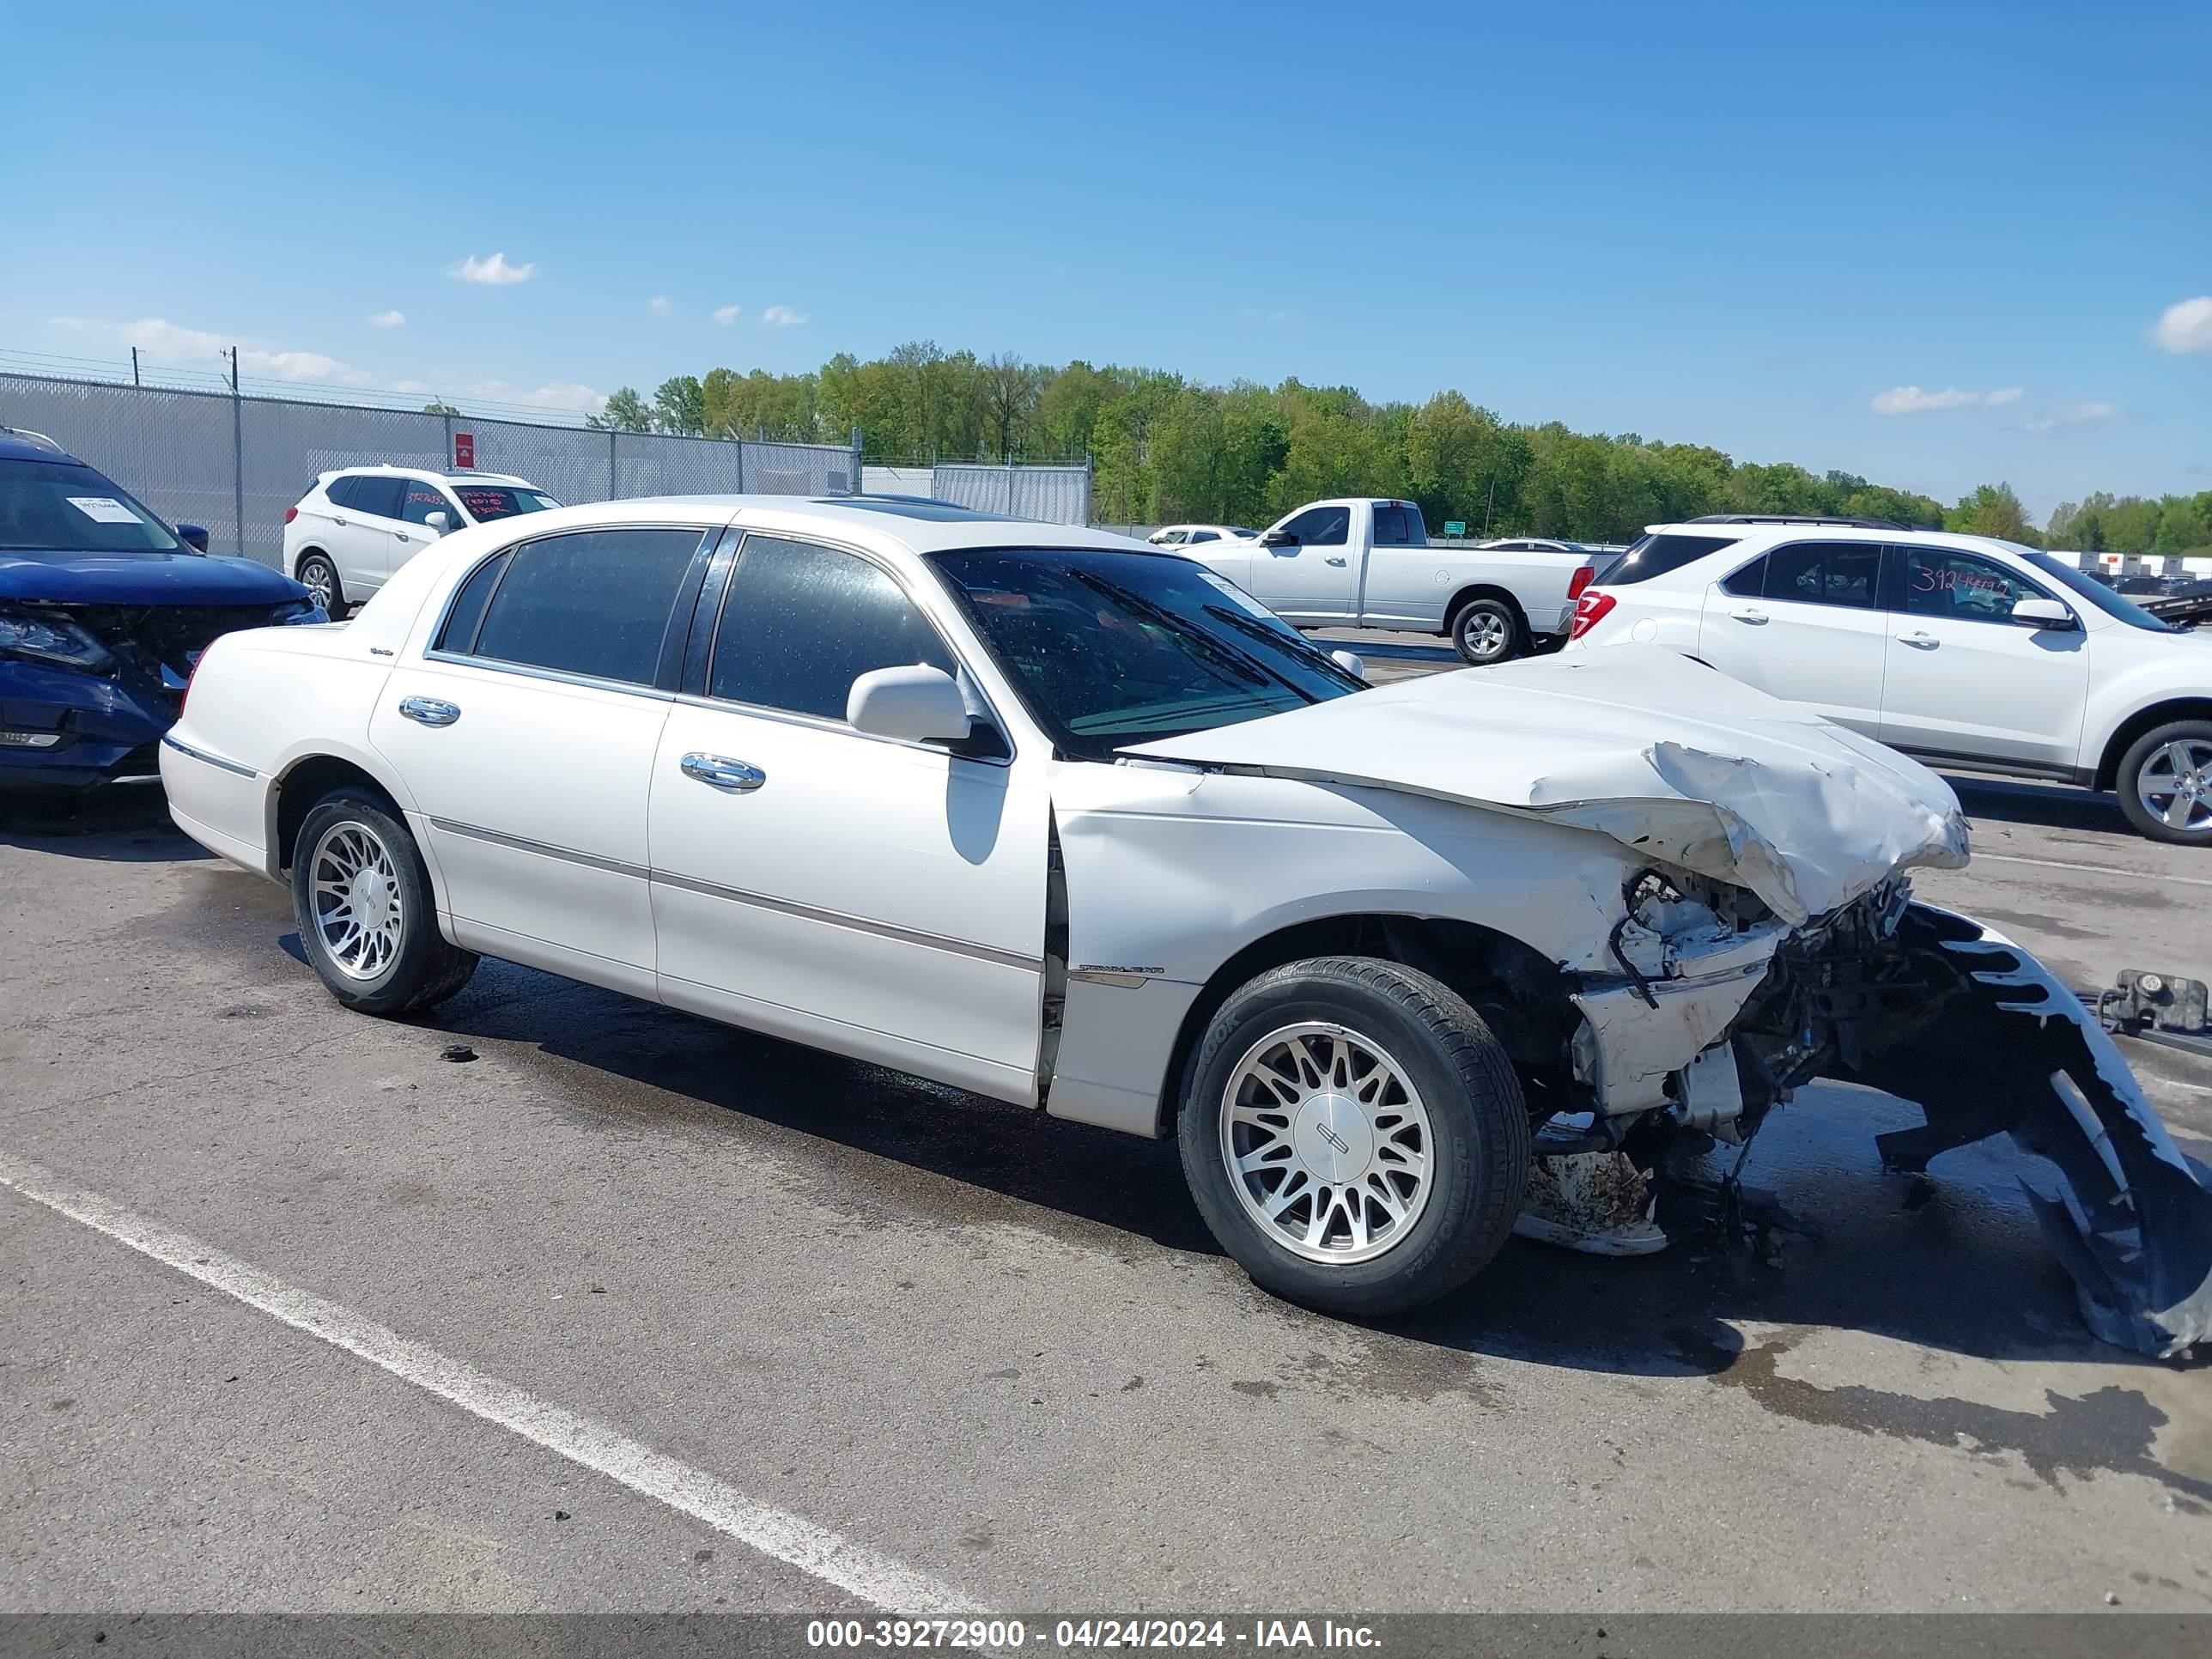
[3,647,2209,1616]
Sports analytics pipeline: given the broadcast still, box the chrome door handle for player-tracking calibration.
[680,752,766,793]
[1897,631,1940,648]
[1324,556,1347,566]
[1729,606,1768,623]
[398,696,461,726]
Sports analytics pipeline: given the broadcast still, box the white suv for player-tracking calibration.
[1564,514,2212,844]
[283,467,557,615]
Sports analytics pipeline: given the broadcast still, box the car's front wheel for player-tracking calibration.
[291,791,478,1014]
[295,552,343,617]
[1449,597,1522,665]
[1177,957,1530,1316]
[2117,720,2212,845]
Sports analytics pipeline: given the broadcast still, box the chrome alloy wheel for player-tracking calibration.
[2137,738,2212,835]
[1457,609,1510,662]
[1219,1022,1434,1264]
[308,821,404,980]
[299,558,336,611]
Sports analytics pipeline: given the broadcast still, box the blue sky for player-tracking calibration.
[2,0,2206,518]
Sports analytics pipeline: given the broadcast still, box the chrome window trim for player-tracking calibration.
[421,650,678,702]
[428,816,650,879]
[699,529,1018,767]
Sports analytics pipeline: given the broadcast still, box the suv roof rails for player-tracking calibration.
[1685,513,1917,531]
[0,425,67,453]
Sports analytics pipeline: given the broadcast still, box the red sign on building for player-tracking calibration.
[453,432,476,469]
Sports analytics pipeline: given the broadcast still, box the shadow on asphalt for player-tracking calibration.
[418,954,2160,1385]
[1941,773,2130,836]
[0,790,207,862]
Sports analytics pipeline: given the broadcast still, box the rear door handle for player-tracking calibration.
[397,696,460,726]
[332,516,349,526]
[395,531,411,544]
[1729,606,1768,624]
[1897,631,1940,649]
[680,752,766,793]
[1324,556,1347,566]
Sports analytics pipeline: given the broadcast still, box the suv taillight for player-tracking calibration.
[1568,589,1617,641]
[283,506,298,525]
[1568,563,1595,602]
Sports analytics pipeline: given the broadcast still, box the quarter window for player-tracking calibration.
[1602,532,1738,585]
[469,527,702,685]
[1279,505,1350,546]
[708,536,956,723]
[436,550,512,653]
[1759,542,1882,610]
[1901,547,2039,623]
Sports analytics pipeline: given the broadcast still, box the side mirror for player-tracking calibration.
[176,523,210,552]
[2012,597,2076,630]
[1261,529,1297,547]
[847,664,972,744]
[1330,649,1366,678]
[424,511,451,535]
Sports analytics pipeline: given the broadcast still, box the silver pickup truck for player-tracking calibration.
[1179,499,1601,665]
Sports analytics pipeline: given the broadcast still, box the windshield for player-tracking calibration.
[2018,549,2177,633]
[453,484,560,522]
[0,459,181,555]
[929,547,1365,761]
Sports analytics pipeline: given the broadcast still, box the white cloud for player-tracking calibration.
[1871,385,1984,414]
[1983,386,2023,406]
[2152,295,2212,354]
[2023,401,2121,434]
[54,315,369,385]
[449,252,536,286]
[761,305,806,327]
[649,295,672,316]
[463,379,607,415]
[713,305,740,325]
[368,309,405,329]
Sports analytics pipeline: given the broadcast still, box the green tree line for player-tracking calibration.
[580,346,2211,550]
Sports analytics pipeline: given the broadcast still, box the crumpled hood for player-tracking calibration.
[1121,644,1970,925]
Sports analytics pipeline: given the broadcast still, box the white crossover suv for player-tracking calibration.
[158,497,2212,1352]
[283,467,558,616]
[1564,515,2212,844]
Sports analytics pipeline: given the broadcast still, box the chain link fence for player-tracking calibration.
[0,370,862,568]
[927,460,1092,526]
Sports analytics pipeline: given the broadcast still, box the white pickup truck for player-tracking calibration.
[1182,498,1601,665]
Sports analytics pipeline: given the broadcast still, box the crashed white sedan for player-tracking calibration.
[161,498,2212,1355]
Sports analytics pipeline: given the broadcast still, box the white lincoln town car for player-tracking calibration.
[161,496,2211,1353]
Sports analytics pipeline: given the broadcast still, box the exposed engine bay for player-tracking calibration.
[1530,877,2212,1359]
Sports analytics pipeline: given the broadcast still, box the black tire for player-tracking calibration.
[1177,957,1530,1317]
[2115,720,2212,845]
[290,790,478,1015]
[1449,597,1522,666]
[295,551,344,618]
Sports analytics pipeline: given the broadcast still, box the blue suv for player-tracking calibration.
[0,428,323,795]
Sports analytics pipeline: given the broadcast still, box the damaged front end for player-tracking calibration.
[1548,877,2212,1358]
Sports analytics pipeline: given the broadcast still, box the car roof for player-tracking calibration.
[1640,520,2042,562]
[0,431,82,465]
[325,465,537,488]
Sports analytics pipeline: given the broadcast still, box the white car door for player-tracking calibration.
[1878,544,2088,772]
[333,475,413,593]
[1695,539,1889,735]
[649,532,1051,1105]
[392,478,463,577]
[1249,503,1359,623]
[368,522,713,997]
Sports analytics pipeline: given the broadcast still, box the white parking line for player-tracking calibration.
[1972,852,2212,889]
[0,1150,982,1616]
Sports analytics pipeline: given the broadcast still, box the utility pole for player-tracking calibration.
[131,348,139,386]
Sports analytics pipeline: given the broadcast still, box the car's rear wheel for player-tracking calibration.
[291,791,477,1015]
[2117,720,2212,845]
[1449,598,1522,665]
[1177,957,1529,1316]
[295,552,343,617]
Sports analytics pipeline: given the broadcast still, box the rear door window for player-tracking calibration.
[1759,542,1884,609]
[468,526,705,685]
[708,536,955,723]
[1372,504,1423,545]
[342,476,404,520]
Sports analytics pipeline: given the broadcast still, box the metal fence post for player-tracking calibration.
[441,410,453,468]
[1004,461,1017,515]
[228,347,246,559]
[608,426,618,498]
[850,425,864,496]
[735,434,745,495]
[1082,453,1095,526]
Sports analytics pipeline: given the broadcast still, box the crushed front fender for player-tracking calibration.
[1833,904,2212,1358]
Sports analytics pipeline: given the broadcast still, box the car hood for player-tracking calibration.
[1120,644,1970,926]
[0,550,306,605]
